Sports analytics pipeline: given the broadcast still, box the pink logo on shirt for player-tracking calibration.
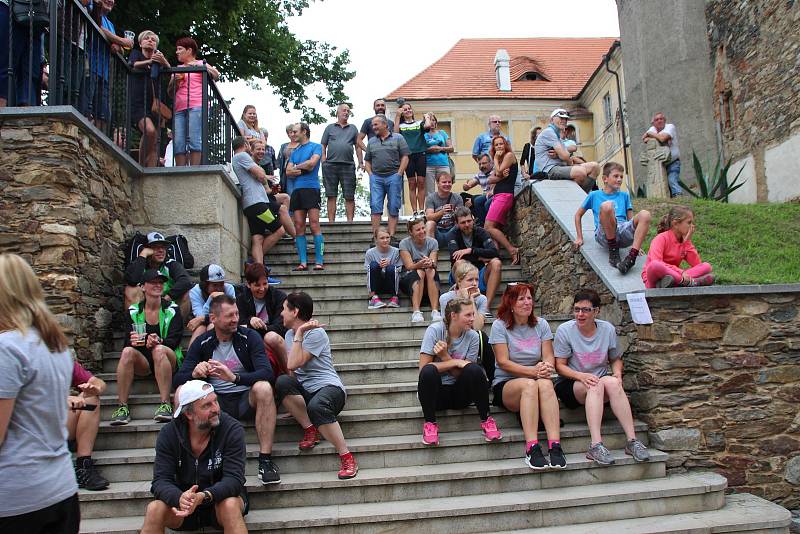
[511,336,541,354]
[574,349,607,368]
[450,352,465,360]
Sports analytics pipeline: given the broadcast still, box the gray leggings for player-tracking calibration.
[275,374,345,427]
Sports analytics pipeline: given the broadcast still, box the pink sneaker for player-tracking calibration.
[480,416,502,442]
[422,422,439,445]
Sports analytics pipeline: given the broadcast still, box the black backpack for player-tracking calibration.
[11,0,50,28]
[165,234,194,269]
[123,232,149,268]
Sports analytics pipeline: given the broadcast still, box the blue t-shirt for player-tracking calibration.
[90,15,115,79]
[425,130,450,167]
[289,141,323,190]
[472,131,509,157]
[580,189,633,229]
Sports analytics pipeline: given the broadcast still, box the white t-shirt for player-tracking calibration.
[646,123,680,161]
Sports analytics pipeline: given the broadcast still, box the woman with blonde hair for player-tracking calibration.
[0,254,80,533]
[439,260,489,329]
[238,104,267,144]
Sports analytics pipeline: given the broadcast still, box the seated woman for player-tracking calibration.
[490,283,565,470]
[275,292,358,479]
[399,218,441,323]
[365,228,402,310]
[417,297,501,446]
[553,288,649,466]
[186,264,236,346]
[439,260,488,329]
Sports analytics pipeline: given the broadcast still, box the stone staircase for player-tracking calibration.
[79,221,790,533]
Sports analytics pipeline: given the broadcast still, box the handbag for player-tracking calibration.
[10,0,49,28]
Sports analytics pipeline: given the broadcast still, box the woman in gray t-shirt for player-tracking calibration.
[399,218,441,323]
[489,283,564,470]
[439,261,489,330]
[417,297,502,447]
[553,289,649,466]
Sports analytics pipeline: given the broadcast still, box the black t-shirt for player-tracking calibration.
[360,117,395,139]
[127,49,155,119]
[493,163,518,195]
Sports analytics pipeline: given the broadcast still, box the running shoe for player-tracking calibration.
[422,422,439,446]
[386,296,400,308]
[299,425,321,451]
[368,296,386,309]
[480,416,502,441]
[525,443,548,470]
[411,310,424,323]
[154,402,173,422]
[625,438,650,462]
[338,453,359,479]
[586,442,615,465]
[75,459,109,491]
[259,457,281,484]
[548,443,567,469]
[110,405,130,426]
[430,309,443,322]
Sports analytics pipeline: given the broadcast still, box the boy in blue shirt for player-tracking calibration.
[573,162,651,274]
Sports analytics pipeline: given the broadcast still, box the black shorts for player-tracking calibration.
[130,345,156,375]
[289,188,321,211]
[322,162,356,200]
[406,152,427,179]
[399,269,440,296]
[274,375,346,428]
[554,378,581,409]
[216,389,255,420]
[0,493,80,534]
[244,201,282,236]
[174,494,249,531]
[492,380,510,408]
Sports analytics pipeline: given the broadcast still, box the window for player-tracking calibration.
[521,72,544,81]
[602,92,613,128]
[720,90,734,131]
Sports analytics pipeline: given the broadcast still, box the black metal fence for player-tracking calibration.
[2,0,239,166]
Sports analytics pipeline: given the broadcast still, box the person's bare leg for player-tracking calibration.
[318,421,349,454]
[281,394,314,428]
[278,205,295,237]
[537,379,560,442]
[407,176,419,214]
[388,215,398,237]
[327,197,337,222]
[74,395,101,457]
[141,499,184,534]
[632,210,652,250]
[425,220,437,240]
[484,258,502,309]
[251,234,265,265]
[116,348,151,405]
[371,213,382,240]
[414,176,426,215]
[250,382,277,454]
[214,497,247,534]
[174,153,187,166]
[0,97,7,107]
[411,276,424,311]
[190,151,202,166]
[151,346,176,403]
[424,269,440,312]
[602,376,637,440]
[345,199,355,222]
[575,382,604,445]
[485,221,519,264]
[599,201,618,240]
[261,228,284,256]
[502,379,539,443]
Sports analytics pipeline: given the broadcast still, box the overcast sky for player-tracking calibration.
[219,0,620,145]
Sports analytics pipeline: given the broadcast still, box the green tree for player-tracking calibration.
[113,0,354,123]
[321,173,372,220]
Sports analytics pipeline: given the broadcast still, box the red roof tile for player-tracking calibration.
[386,37,618,100]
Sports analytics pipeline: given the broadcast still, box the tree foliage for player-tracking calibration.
[112,0,354,123]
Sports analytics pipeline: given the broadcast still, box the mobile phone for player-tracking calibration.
[74,404,97,411]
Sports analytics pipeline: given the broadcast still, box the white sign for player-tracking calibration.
[626,292,653,325]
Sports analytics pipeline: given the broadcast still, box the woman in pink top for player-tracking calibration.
[643,206,715,288]
[169,37,220,166]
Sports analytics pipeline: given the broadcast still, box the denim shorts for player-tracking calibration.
[370,173,403,216]
[595,219,635,248]
[173,107,203,155]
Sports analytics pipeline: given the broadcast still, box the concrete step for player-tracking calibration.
[89,424,653,482]
[509,493,792,533]
[78,472,727,532]
[248,279,522,299]
[269,268,524,288]
[266,258,523,276]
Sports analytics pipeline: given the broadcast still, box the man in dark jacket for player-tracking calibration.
[446,207,503,310]
[124,232,192,318]
[174,295,280,485]
[142,381,248,533]
[237,262,287,365]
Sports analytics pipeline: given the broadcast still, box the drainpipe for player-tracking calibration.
[604,50,632,189]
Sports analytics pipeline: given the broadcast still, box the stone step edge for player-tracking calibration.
[78,471,725,531]
[80,450,670,501]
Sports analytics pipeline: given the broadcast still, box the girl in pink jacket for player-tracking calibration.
[642,206,715,288]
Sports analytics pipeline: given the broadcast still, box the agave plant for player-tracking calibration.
[678,151,747,202]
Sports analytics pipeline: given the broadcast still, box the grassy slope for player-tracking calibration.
[632,198,800,285]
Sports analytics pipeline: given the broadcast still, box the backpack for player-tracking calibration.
[123,232,150,268]
[476,330,495,383]
[165,234,194,269]
[11,0,50,28]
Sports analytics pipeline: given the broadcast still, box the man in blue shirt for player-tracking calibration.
[471,115,509,163]
[286,123,325,270]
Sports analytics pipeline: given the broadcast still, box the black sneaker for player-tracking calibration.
[259,456,281,485]
[617,254,636,274]
[608,248,621,268]
[76,460,109,491]
[524,443,548,470]
[548,443,567,469]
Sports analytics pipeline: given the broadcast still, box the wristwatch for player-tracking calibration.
[202,490,213,504]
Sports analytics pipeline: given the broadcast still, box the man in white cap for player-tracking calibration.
[142,381,248,534]
[186,264,237,346]
[124,231,192,316]
[534,109,600,191]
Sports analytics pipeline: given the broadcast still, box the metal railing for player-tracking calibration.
[2,0,239,166]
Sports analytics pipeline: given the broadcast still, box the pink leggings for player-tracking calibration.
[645,261,712,288]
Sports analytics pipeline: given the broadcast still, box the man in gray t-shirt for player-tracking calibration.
[424,172,463,247]
[321,104,362,222]
[534,109,600,192]
[364,114,410,241]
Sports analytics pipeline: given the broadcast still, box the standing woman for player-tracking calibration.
[395,103,433,216]
[424,114,454,196]
[417,297,502,446]
[128,30,171,167]
[170,36,220,166]
[238,105,267,144]
[278,123,300,195]
[520,126,542,179]
[490,283,565,470]
[484,135,520,264]
[0,254,79,533]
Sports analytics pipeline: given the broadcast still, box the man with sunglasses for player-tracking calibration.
[471,115,510,163]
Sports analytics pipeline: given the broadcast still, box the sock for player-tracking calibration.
[259,452,271,461]
[313,234,325,265]
[76,456,92,468]
[526,440,538,452]
[628,248,639,260]
[606,237,618,249]
[548,440,560,450]
[295,235,308,265]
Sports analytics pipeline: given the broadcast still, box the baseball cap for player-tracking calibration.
[550,108,571,119]
[174,380,215,417]
[147,232,170,247]
[200,264,226,283]
[141,269,169,283]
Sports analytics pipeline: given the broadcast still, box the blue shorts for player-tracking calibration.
[370,173,403,217]
[448,265,487,293]
[173,107,203,155]
[595,219,635,248]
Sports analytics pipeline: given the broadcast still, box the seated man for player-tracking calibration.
[445,207,502,311]
[124,231,192,316]
[534,109,600,192]
[187,264,237,346]
[174,295,280,485]
[112,269,183,426]
[461,153,494,227]
[69,361,109,490]
[424,171,464,248]
[142,381,248,534]
[250,139,290,210]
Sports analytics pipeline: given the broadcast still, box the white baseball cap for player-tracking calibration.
[174,380,215,417]
[550,108,571,119]
[201,264,226,283]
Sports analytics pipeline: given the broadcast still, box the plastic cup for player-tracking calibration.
[124,31,135,49]
[132,323,146,346]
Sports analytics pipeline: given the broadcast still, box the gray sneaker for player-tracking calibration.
[154,402,173,422]
[656,275,676,288]
[625,438,650,462]
[586,442,615,465]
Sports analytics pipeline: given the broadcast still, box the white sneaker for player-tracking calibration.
[430,309,442,322]
[411,310,424,323]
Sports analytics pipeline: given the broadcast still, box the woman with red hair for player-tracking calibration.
[484,135,520,264]
[489,283,565,470]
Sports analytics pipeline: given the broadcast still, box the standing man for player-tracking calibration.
[364,115,410,242]
[472,115,509,163]
[142,381,248,533]
[174,295,280,485]
[534,109,600,192]
[286,123,325,271]
[232,136,295,266]
[357,98,396,159]
[642,112,682,197]
[321,103,362,222]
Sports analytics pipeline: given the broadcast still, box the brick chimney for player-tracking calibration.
[494,49,511,91]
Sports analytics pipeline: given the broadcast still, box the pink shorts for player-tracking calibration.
[485,193,514,226]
